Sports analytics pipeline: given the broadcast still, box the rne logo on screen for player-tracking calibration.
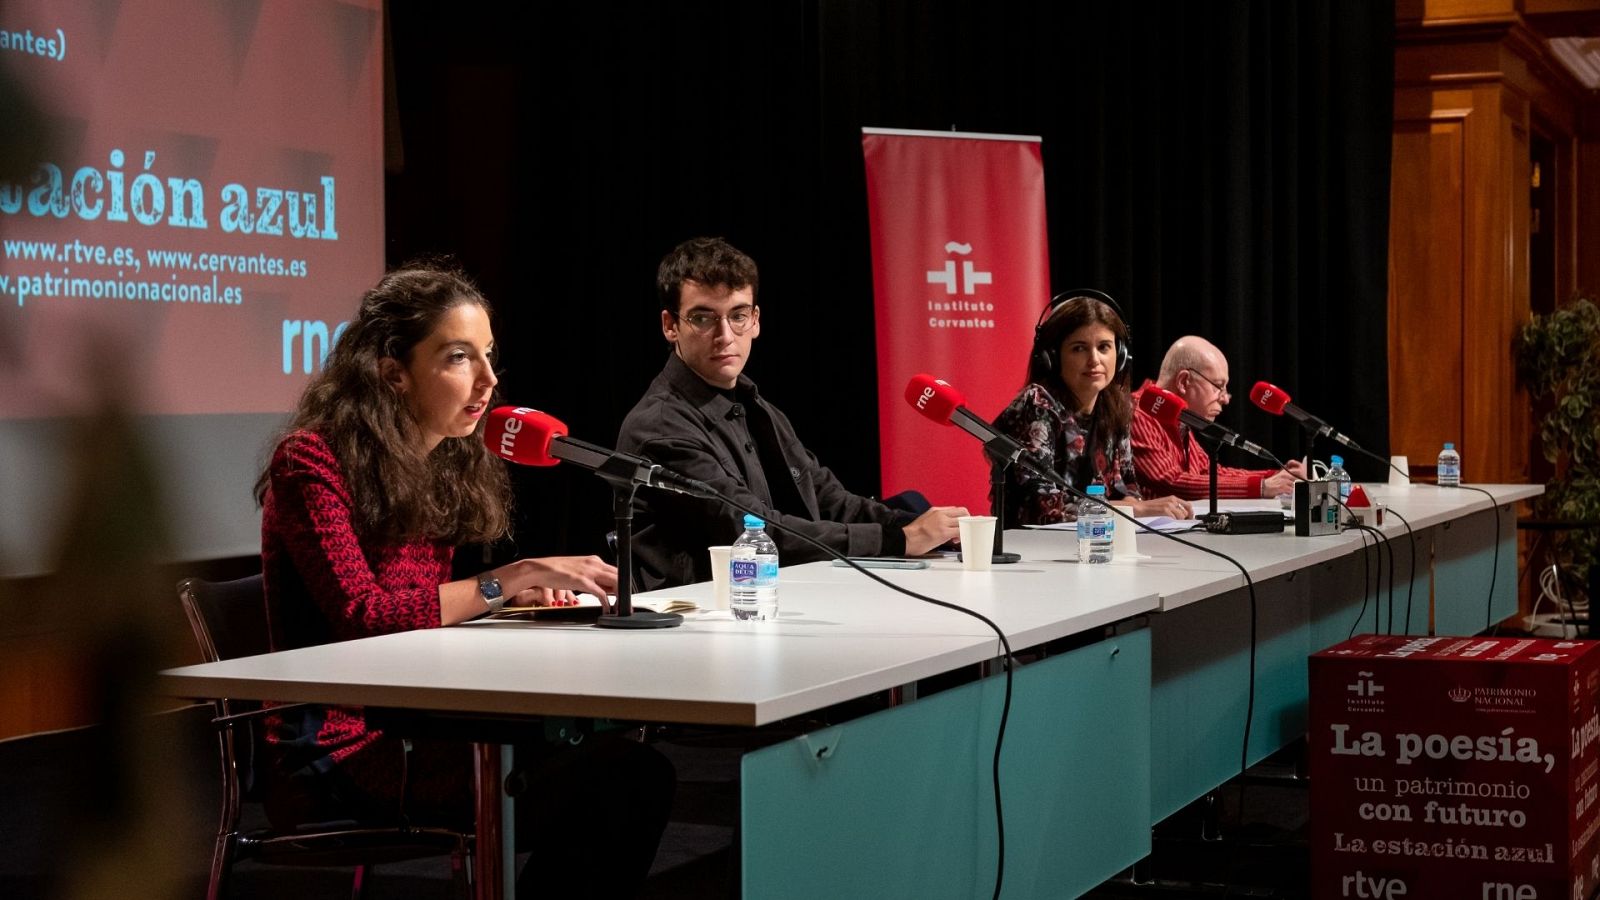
[926,241,992,295]
[281,318,349,374]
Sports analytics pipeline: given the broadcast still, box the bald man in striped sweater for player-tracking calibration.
[1129,336,1305,500]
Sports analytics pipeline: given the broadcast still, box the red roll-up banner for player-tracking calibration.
[862,128,1050,515]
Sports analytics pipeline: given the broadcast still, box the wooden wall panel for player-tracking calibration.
[1582,111,1600,298]
[1507,100,1533,484]
[1459,85,1510,483]
[1397,0,1517,22]
[1390,113,1467,467]
[0,637,95,741]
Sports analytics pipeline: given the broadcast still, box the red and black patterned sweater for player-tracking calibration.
[260,430,452,775]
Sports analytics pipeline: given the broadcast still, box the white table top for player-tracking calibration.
[156,482,1540,726]
[157,562,1157,727]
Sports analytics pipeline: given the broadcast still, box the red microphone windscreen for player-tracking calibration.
[484,406,566,466]
[1249,381,1291,415]
[1137,385,1188,429]
[904,373,965,425]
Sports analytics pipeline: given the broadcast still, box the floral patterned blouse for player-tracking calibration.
[990,382,1143,527]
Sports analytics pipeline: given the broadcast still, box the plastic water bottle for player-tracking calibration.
[1437,442,1461,488]
[730,514,779,620]
[1328,455,1352,501]
[1076,484,1115,564]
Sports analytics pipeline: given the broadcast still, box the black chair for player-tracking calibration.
[177,575,473,899]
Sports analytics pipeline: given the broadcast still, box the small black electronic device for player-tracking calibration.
[1201,510,1286,535]
[1294,480,1342,536]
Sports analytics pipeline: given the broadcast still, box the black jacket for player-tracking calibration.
[616,353,908,590]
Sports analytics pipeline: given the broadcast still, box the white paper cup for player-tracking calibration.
[1389,456,1410,486]
[958,516,997,571]
[707,545,733,610]
[1108,502,1145,560]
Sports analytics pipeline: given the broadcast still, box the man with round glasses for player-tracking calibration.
[1130,336,1304,500]
[617,237,966,590]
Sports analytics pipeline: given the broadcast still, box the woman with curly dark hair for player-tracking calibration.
[992,290,1192,527]
[256,263,672,896]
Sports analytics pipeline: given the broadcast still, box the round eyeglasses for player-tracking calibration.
[674,305,759,335]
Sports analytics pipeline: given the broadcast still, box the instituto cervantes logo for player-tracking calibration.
[924,241,996,330]
[926,241,991,295]
[1347,671,1384,698]
[1344,671,1385,713]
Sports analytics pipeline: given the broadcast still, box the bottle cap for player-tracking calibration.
[1086,484,1106,497]
[743,514,765,530]
[1330,455,1344,466]
[1444,442,1454,450]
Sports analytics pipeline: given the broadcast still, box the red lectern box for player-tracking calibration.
[1311,635,1600,900]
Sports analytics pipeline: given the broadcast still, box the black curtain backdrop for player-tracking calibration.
[385,0,1395,560]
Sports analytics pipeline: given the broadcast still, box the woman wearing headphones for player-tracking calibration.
[992,290,1193,527]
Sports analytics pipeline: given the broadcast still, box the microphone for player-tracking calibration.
[484,406,715,498]
[1138,386,1279,464]
[904,374,1046,476]
[1249,381,1360,448]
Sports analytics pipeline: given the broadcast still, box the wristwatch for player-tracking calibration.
[477,572,507,614]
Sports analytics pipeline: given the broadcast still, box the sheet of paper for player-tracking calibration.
[1024,516,1198,533]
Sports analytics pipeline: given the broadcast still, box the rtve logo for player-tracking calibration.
[1346,671,1384,698]
[926,241,992,295]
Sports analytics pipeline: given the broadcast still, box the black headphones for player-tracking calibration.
[1031,288,1131,377]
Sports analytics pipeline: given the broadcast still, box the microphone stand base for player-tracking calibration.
[595,611,684,629]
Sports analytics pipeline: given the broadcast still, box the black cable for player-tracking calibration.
[1385,508,1418,635]
[1347,525,1373,639]
[1385,522,1395,633]
[1324,493,1382,638]
[696,486,1016,900]
[1451,485,1505,634]
[1347,524,1393,636]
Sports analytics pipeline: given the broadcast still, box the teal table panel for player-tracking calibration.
[1434,505,1517,636]
[1150,578,1308,822]
[742,629,1151,900]
[1309,553,1369,653]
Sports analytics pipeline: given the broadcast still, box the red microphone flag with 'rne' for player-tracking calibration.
[904,373,965,425]
[1137,385,1188,429]
[863,128,1050,514]
[1250,381,1291,415]
[484,405,565,466]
